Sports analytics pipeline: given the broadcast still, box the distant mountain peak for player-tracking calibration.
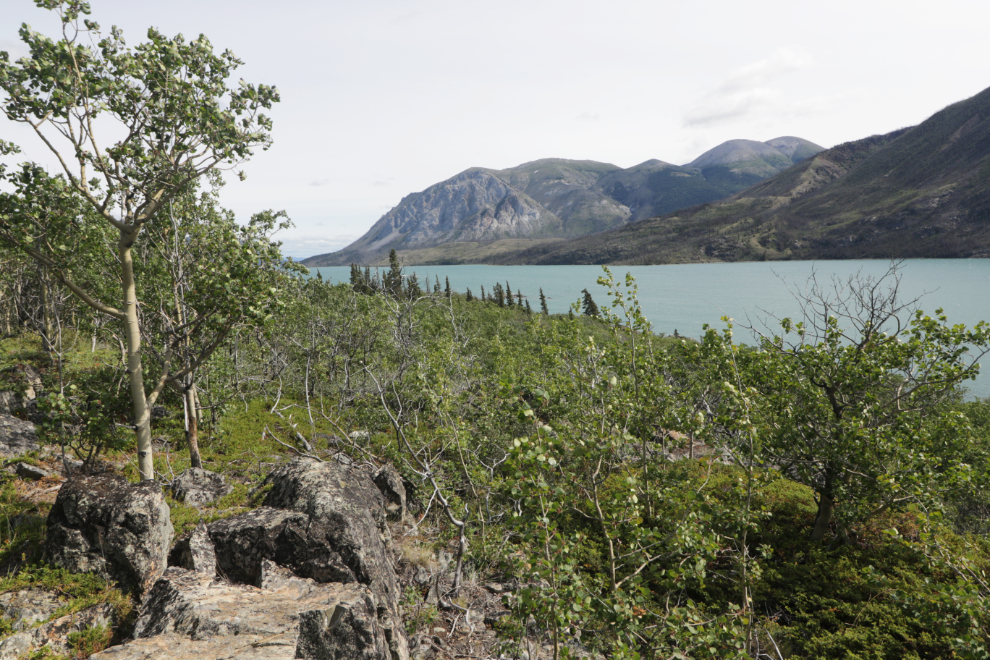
[301,136,824,266]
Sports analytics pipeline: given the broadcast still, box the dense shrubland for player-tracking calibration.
[4,235,990,659]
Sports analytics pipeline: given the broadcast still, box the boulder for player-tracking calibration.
[373,464,407,520]
[260,459,399,610]
[0,415,39,457]
[89,567,406,660]
[208,507,359,586]
[0,602,113,660]
[0,392,22,416]
[15,462,49,481]
[44,474,173,595]
[170,468,233,507]
[168,521,216,575]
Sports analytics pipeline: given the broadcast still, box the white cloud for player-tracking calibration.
[683,48,813,128]
[309,178,329,187]
[0,38,29,61]
[278,233,359,260]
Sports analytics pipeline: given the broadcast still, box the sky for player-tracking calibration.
[2,0,989,259]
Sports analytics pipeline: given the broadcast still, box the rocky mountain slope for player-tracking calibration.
[302,137,823,266]
[490,84,990,265]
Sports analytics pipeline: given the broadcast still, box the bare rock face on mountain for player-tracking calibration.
[90,567,403,660]
[44,474,173,596]
[351,169,556,256]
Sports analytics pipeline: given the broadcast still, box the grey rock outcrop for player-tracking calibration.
[373,464,407,520]
[208,507,356,586]
[0,392,23,416]
[90,567,404,660]
[0,415,39,457]
[260,459,398,608]
[15,462,49,480]
[44,474,173,595]
[0,603,113,660]
[170,468,233,507]
[0,589,61,632]
[168,521,216,576]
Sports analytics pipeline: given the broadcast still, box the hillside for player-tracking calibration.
[301,137,823,266]
[491,85,990,265]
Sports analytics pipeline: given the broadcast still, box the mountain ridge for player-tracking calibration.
[301,136,824,266]
[483,84,990,265]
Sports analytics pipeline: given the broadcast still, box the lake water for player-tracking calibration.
[309,260,990,398]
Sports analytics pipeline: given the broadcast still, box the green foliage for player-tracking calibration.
[726,267,990,542]
[67,625,113,657]
[401,586,439,636]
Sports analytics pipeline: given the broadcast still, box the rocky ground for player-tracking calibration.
[0,372,519,660]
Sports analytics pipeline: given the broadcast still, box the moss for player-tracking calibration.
[67,624,113,657]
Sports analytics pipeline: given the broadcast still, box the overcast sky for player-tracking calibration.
[2,0,989,259]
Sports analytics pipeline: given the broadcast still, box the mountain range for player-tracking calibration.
[301,137,824,266]
[487,84,990,265]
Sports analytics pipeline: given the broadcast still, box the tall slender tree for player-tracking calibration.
[0,2,279,478]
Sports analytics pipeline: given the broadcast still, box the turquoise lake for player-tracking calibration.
[309,259,990,398]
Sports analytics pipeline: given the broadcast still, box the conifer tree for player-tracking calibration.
[434,276,441,294]
[480,285,486,302]
[581,288,600,317]
[517,289,523,306]
[406,272,422,298]
[525,299,532,314]
[445,276,452,298]
[384,249,403,297]
[539,287,549,315]
[465,287,474,302]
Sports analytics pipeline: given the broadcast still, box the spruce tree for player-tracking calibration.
[445,276,452,298]
[434,275,441,294]
[480,285,486,302]
[539,287,549,315]
[525,299,532,314]
[581,289,600,317]
[406,272,422,298]
[517,289,523,306]
[494,283,505,307]
[465,287,474,302]
[384,249,403,297]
